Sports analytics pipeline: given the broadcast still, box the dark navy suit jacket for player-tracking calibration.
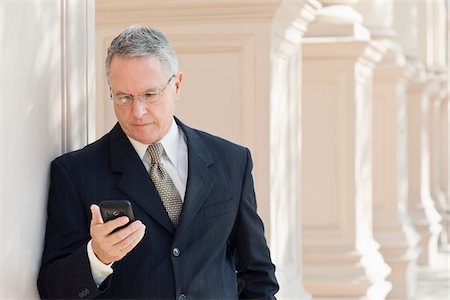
[37,118,278,299]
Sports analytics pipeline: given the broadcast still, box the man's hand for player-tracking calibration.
[90,204,146,265]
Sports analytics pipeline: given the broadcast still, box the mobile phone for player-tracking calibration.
[99,200,135,231]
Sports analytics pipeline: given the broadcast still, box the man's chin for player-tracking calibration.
[122,126,158,144]
[131,134,160,145]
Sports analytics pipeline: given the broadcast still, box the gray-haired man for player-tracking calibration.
[38,25,278,299]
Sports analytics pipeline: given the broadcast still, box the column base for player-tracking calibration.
[276,276,312,300]
[410,195,443,266]
[414,221,443,266]
[436,192,450,247]
[304,248,392,300]
[375,224,420,300]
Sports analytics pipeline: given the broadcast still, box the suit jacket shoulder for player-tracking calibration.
[175,118,250,169]
[53,128,111,170]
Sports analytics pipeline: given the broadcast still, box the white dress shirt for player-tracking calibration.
[87,118,188,287]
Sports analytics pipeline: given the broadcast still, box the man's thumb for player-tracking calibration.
[90,204,104,225]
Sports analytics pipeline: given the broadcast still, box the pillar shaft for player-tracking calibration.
[406,79,443,266]
[270,1,320,299]
[302,38,391,299]
[356,1,421,298]
[428,76,449,248]
[373,65,420,300]
[436,86,449,246]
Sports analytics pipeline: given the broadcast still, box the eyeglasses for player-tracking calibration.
[111,74,176,106]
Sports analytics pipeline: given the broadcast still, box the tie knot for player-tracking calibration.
[147,143,164,163]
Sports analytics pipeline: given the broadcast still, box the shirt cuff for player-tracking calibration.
[87,240,114,287]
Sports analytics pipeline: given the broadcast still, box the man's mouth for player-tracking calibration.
[134,122,153,127]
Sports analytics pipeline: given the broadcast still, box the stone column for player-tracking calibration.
[406,77,443,266]
[302,2,391,298]
[95,1,321,298]
[270,2,320,298]
[356,1,421,299]
[302,39,391,300]
[436,84,449,247]
[394,0,445,267]
[371,64,420,300]
[428,75,449,249]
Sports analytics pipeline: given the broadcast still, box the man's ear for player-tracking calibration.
[175,72,183,92]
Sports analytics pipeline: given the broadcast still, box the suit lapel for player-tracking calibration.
[175,119,216,238]
[109,124,174,234]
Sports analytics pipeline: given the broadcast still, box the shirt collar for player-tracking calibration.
[127,118,180,167]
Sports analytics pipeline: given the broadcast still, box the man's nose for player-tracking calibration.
[130,97,147,118]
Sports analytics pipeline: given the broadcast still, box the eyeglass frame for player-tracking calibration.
[110,74,176,106]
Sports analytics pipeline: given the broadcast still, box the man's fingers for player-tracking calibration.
[117,224,146,255]
[109,220,143,245]
[90,204,104,225]
[102,216,130,235]
[90,218,146,264]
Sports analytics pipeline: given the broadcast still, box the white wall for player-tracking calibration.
[0,1,95,298]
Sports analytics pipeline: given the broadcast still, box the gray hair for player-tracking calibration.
[105,25,178,81]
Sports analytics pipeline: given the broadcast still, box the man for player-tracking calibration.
[38,25,278,299]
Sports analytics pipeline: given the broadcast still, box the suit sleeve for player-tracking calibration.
[37,159,111,299]
[231,149,279,299]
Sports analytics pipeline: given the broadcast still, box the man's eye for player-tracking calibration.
[119,95,132,102]
[143,93,157,100]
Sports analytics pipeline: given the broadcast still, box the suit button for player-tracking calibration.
[78,288,90,298]
[178,293,187,300]
[172,247,180,257]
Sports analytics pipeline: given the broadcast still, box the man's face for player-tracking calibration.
[109,55,182,144]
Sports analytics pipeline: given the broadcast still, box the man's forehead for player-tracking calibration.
[110,54,161,66]
[110,56,166,79]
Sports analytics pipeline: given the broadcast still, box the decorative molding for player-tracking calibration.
[96,0,284,24]
[86,0,96,144]
[61,0,95,152]
[272,0,320,41]
[60,0,67,153]
[304,1,370,38]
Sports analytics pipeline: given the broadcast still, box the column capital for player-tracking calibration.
[355,0,397,39]
[272,0,321,46]
[305,1,371,39]
[376,42,405,66]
